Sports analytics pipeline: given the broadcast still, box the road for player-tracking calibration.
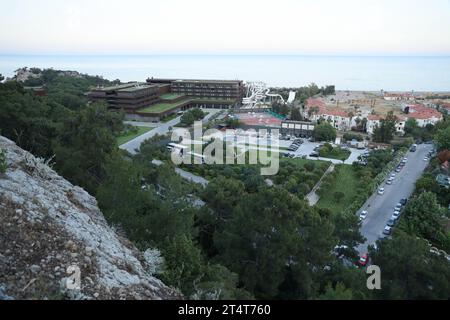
[120,116,183,154]
[175,168,209,187]
[356,144,433,254]
[120,109,223,154]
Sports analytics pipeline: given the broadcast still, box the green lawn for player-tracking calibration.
[316,165,361,214]
[161,113,179,123]
[139,99,192,114]
[117,126,151,146]
[283,157,329,168]
[319,146,351,161]
[160,93,184,100]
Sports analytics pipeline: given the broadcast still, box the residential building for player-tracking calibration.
[383,92,415,101]
[88,77,245,122]
[147,77,244,109]
[366,114,406,135]
[304,98,352,131]
[87,83,160,112]
[366,115,383,135]
[438,102,450,115]
[405,104,443,127]
[281,120,315,137]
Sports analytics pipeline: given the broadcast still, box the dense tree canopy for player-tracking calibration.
[313,122,337,142]
[370,232,450,299]
[372,111,397,143]
[435,126,450,151]
[399,192,450,251]
[214,187,336,299]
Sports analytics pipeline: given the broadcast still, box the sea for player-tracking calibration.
[1,55,450,92]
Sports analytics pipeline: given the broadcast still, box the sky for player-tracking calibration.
[1,0,450,55]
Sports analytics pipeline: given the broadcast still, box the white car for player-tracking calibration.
[359,210,368,220]
[378,187,385,195]
[393,210,400,218]
[390,173,396,178]
[383,226,392,235]
[386,177,394,185]
[423,157,429,161]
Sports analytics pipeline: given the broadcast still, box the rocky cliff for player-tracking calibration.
[0,135,180,300]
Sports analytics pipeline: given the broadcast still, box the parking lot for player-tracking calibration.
[282,139,367,164]
[356,143,434,254]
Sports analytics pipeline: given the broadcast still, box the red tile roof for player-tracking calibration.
[306,98,350,118]
[367,115,383,121]
[407,104,443,120]
[306,98,326,109]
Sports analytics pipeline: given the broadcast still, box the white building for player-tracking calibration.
[304,98,352,131]
[366,114,406,135]
[383,92,415,101]
[406,104,443,127]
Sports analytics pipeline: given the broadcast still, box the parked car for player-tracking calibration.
[378,187,385,195]
[309,152,319,158]
[393,211,400,219]
[400,198,408,206]
[383,226,392,235]
[359,210,368,220]
[395,203,402,211]
[358,254,369,267]
[423,157,429,161]
[386,178,394,185]
[333,245,349,258]
[387,218,396,227]
[390,173,396,179]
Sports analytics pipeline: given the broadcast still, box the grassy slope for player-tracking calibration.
[316,164,361,214]
[117,126,151,146]
[139,99,192,113]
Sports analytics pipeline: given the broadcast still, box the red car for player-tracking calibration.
[358,254,369,267]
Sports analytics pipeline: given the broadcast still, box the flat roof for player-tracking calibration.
[93,82,157,92]
[149,78,243,84]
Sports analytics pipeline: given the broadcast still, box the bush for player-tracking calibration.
[0,148,7,174]
[180,108,206,127]
[313,122,337,142]
[343,133,363,142]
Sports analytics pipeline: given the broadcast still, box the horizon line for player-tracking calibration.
[2,53,450,58]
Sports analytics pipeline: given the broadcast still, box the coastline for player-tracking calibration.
[1,54,450,92]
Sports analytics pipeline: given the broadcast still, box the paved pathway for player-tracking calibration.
[120,109,223,154]
[306,163,335,206]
